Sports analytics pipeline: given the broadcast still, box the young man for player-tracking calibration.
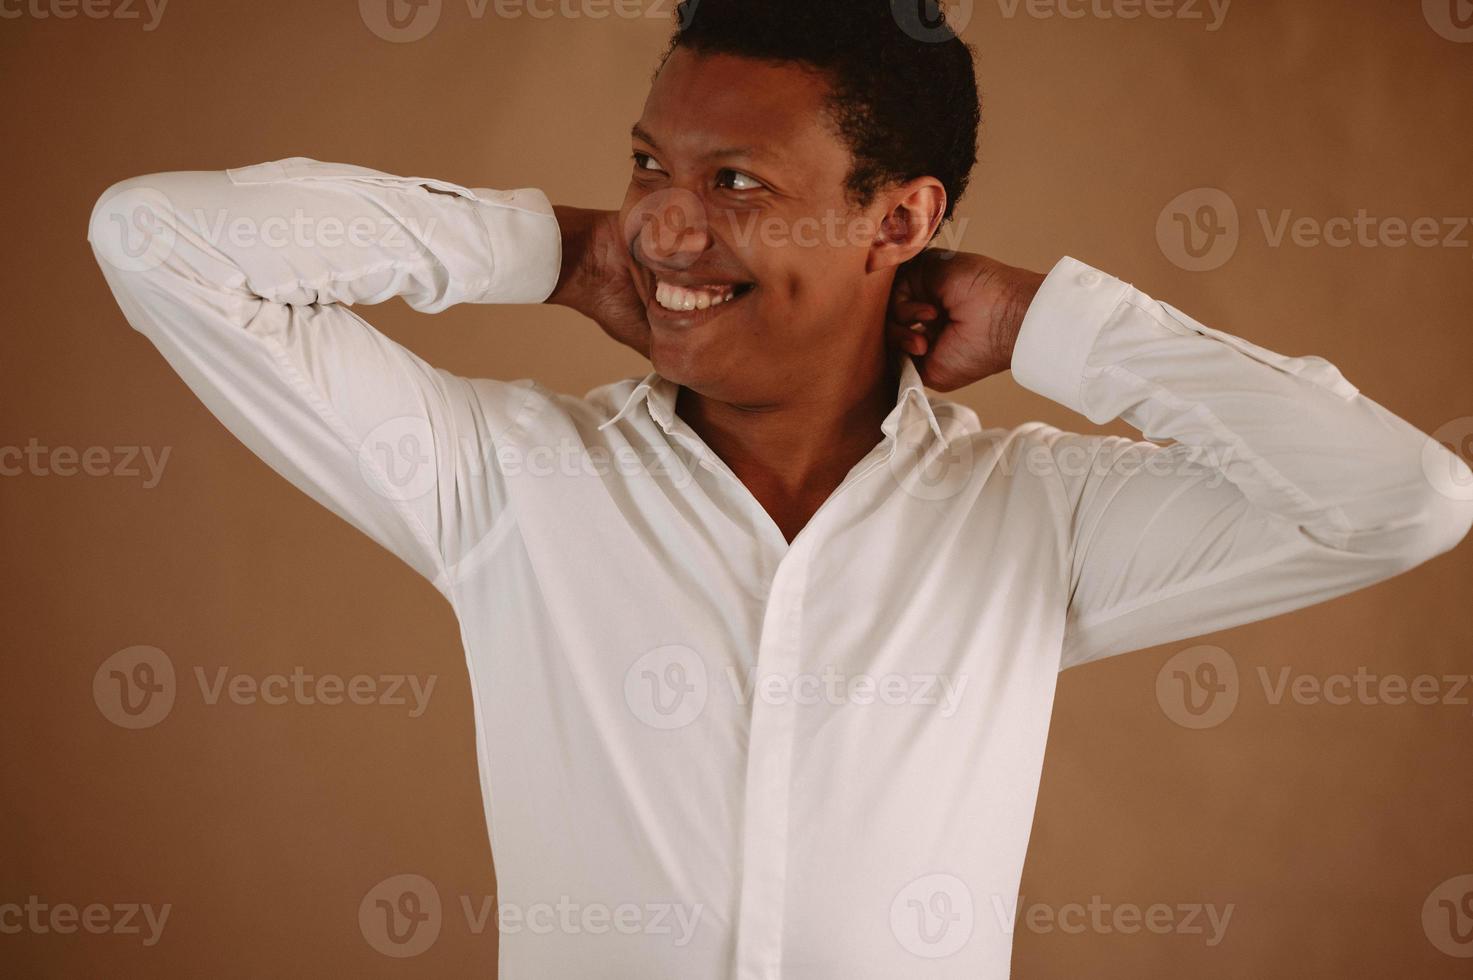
[87,2,1471,977]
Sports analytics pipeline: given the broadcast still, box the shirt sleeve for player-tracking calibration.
[1010,257,1473,671]
[87,157,563,599]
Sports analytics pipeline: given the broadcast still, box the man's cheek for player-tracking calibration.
[765,267,808,304]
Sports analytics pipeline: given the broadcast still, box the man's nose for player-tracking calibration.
[629,188,710,272]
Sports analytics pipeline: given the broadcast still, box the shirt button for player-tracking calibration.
[1078,271,1102,287]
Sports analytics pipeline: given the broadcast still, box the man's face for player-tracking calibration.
[621,48,889,405]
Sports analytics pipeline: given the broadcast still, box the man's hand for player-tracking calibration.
[546,205,652,358]
[886,250,1045,391]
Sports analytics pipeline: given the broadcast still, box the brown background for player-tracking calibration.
[3,0,1472,976]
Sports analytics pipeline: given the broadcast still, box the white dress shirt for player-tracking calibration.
[87,158,1473,979]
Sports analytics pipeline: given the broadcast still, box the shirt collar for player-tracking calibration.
[596,355,950,450]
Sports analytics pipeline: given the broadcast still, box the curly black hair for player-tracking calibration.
[661,0,981,232]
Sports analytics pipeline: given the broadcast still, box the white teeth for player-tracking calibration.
[654,280,740,312]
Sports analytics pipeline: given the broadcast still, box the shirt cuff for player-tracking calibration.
[466,185,563,305]
[1009,256,1131,423]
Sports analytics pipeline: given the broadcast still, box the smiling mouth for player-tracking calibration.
[650,278,757,314]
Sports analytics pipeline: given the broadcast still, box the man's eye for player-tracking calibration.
[717,169,763,192]
[631,152,666,174]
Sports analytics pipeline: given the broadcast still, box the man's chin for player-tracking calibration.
[648,335,719,390]
[650,345,790,415]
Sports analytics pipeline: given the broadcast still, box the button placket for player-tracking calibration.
[732,542,810,980]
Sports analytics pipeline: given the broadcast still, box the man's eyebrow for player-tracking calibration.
[630,123,778,164]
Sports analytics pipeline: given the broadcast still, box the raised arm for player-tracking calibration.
[87,157,562,598]
[1007,258,1473,669]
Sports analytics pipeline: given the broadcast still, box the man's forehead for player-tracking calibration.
[636,50,836,163]
[630,121,787,166]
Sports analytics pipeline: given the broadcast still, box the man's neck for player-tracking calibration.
[675,347,901,543]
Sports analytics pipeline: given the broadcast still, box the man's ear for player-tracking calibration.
[865,178,947,274]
